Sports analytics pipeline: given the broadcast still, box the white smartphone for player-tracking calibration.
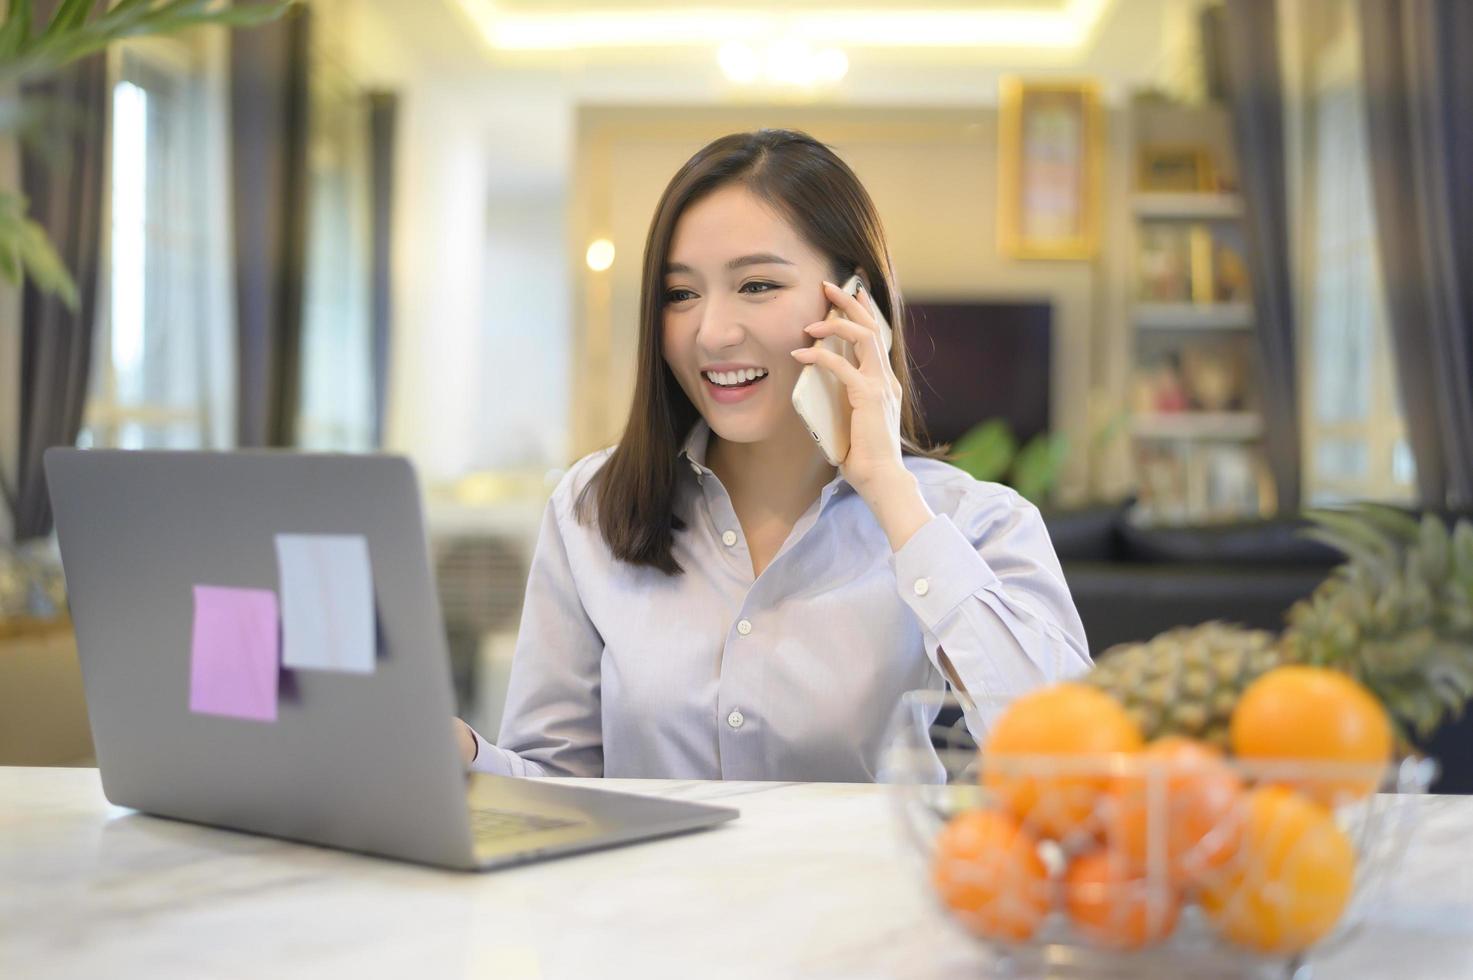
[791,273,894,466]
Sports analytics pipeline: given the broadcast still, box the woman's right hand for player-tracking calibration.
[453,717,478,768]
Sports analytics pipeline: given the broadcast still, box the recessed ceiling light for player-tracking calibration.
[719,36,848,88]
[455,0,1113,53]
[717,41,761,84]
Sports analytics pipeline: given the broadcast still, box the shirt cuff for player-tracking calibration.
[466,724,553,777]
[467,724,496,773]
[890,513,1000,634]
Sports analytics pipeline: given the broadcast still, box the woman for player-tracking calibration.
[457,129,1089,780]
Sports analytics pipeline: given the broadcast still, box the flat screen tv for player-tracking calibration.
[902,301,1052,448]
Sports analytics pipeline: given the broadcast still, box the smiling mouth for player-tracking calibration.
[703,368,769,389]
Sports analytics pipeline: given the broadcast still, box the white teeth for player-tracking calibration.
[704,368,767,387]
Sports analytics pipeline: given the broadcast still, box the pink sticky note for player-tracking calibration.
[188,585,281,723]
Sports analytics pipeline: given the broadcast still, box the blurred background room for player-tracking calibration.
[2,0,1470,784]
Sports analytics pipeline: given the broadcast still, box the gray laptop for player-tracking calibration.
[44,448,737,871]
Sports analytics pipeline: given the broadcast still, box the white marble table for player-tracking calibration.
[2,768,1470,980]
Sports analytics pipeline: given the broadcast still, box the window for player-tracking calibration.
[1292,2,1415,505]
[82,34,234,451]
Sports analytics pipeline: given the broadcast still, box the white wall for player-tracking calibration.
[385,83,492,479]
[480,190,571,467]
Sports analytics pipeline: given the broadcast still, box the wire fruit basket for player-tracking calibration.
[880,690,1437,978]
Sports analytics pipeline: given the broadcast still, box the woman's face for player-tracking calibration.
[660,183,835,447]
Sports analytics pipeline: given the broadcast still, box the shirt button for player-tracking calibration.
[736,619,752,636]
[913,578,930,597]
[721,530,738,547]
[727,710,745,729]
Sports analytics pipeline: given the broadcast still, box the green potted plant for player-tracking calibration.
[949,418,1070,506]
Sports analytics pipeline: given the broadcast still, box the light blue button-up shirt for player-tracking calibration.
[470,422,1091,782]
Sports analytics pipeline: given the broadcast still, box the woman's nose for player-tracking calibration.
[695,296,746,350]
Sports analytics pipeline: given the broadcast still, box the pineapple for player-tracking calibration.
[1085,505,1473,749]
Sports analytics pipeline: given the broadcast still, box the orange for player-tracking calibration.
[1200,786,1356,954]
[1064,850,1181,949]
[1230,666,1392,807]
[1101,736,1245,887]
[982,683,1145,841]
[931,808,1052,942]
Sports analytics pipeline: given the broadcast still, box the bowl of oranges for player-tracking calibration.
[881,669,1437,976]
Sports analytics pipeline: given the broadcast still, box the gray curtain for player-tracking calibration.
[366,90,397,449]
[12,52,107,541]
[1359,0,1473,508]
[1221,0,1303,514]
[230,6,311,448]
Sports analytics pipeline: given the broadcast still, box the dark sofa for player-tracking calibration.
[1042,502,1472,793]
[1044,502,1339,650]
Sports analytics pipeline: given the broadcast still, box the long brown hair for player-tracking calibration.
[576,129,942,574]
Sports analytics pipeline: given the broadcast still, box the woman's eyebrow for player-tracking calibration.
[664,252,794,275]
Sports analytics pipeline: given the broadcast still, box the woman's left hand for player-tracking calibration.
[792,280,934,548]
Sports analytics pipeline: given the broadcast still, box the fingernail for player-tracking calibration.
[822,280,836,290]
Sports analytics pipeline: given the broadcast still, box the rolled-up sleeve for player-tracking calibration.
[468,487,605,777]
[889,487,1091,722]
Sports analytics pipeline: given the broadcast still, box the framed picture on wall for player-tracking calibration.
[997,77,1103,260]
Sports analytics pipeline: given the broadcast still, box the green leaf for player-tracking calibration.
[1302,507,1402,566]
[0,0,293,85]
[40,0,96,39]
[1011,433,1069,505]
[0,0,34,61]
[1353,502,1423,543]
[1453,520,1473,580]
[0,239,20,284]
[951,419,1016,483]
[1416,513,1452,584]
[15,215,78,309]
[1301,527,1381,570]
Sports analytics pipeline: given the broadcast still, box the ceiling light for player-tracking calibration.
[718,36,848,87]
[811,47,849,86]
[456,0,1113,53]
[717,41,760,84]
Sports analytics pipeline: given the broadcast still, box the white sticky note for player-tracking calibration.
[275,533,376,674]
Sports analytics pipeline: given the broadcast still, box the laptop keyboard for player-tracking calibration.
[469,806,584,842]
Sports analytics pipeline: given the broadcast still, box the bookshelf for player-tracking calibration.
[1126,101,1273,524]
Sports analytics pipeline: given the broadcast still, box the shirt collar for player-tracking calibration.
[676,420,855,510]
[678,420,714,475]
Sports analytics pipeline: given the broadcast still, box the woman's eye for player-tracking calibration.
[664,288,697,304]
[739,281,779,294]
